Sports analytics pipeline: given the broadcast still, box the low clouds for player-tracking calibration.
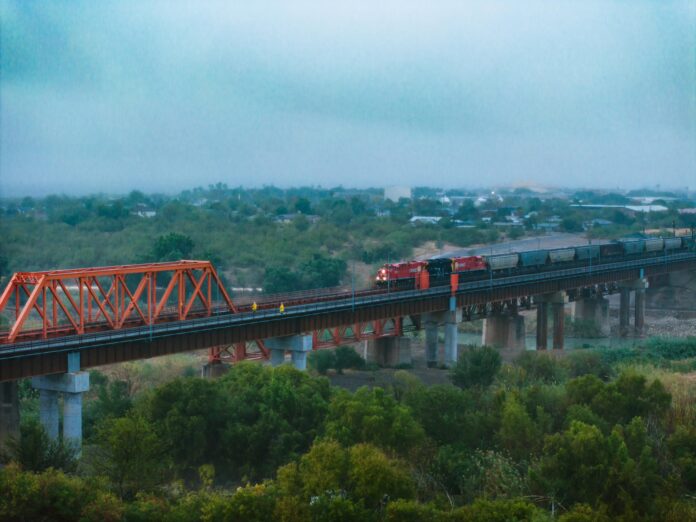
[1,1,694,196]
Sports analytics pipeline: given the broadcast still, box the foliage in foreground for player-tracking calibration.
[3,340,696,521]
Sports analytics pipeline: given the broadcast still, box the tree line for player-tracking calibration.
[2,342,696,521]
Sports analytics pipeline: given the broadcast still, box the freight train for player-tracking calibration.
[374,236,695,289]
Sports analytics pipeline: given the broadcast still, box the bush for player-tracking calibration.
[451,346,501,389]
[514,351,566,384]
[309,350,337,375]
[334,346,365,374]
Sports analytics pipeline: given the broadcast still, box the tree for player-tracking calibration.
[497,395,541,461]
[219,364,332,480]
[325,387,425,456]
[531,419,663,518]
[152,232,194,261]
[2,420,77,472]
[144,377,229,478]
[277,440,415,512]
[294,197,312,214]
[334,346,365,374]
[89,415,167,499]
[451,346,501,389]
[308,349,337,375]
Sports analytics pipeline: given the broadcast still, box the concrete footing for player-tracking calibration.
[201,362,231,378]
[482,314,526,350]
[0,381,20,451]
[265,335,313,370]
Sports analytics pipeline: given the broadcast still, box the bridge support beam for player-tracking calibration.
[482,314,526,350]
[265,335,313,370]
[0,381,20,452]
[366,337,412,367]
[31,353,89,449]
[572,296,609,337]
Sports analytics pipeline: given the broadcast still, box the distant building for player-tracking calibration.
[409,216,441,225]
[571,204,668,213]
[384,186,411,202]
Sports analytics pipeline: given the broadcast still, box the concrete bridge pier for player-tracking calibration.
[443,298,462,368]
[265,335,313,370]
[422,312,443,368]
[0,381,20,452]
[31,353,89,450]
[619,278,648,337]
[572,296,609,336]
[536,302,548,350]
[535,292,567,350]
[482,314,526,350]
[365,337,412,366]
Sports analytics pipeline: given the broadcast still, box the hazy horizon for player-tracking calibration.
[2,1,695,198]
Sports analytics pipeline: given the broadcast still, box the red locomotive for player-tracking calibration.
[374,256,486,288]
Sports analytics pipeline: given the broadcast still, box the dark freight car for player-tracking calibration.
[620,240,645,255]
[599,242,623,258]
[575,245,600,260]
[518,250,549,267]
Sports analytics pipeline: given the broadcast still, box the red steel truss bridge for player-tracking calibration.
[1,251,696,381]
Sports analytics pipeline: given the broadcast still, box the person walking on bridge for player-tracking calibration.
[279,303,285,314]
[252,301,257,313]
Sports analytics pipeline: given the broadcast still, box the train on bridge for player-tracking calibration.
[375,236,695,289]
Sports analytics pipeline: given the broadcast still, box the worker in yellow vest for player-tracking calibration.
[251,302,257,313]
[279,303,285,314]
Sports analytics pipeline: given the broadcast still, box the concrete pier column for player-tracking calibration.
[536,292,566,350]
[619,278,648,338]
[444,320,458,367]
[536,302,548,350]
[422,311,448,368]
[482,314,526,350]
[32,370,89,448]
[265,335,313,370]
[444,298,461,367]
[634,288,646,337]
[552,302,565,350]
[39,389,60,440]
[367,337,412,366]
[63,392,83,442]
[619,288,631,337]
[0,381,20,451]
[572,296,610,336]
[270,349,286,366]
[291,350,309,371]
[424,320,439,368]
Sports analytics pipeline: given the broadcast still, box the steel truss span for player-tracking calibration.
[1,251,696,381]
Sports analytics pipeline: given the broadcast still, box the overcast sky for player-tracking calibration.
[1,1,694,197]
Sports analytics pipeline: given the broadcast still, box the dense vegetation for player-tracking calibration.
[2,340,696,521]
[1,186,693,293]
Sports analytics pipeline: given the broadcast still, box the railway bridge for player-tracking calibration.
[1,251,695,449]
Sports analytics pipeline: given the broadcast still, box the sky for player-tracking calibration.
[1,1,695,197]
